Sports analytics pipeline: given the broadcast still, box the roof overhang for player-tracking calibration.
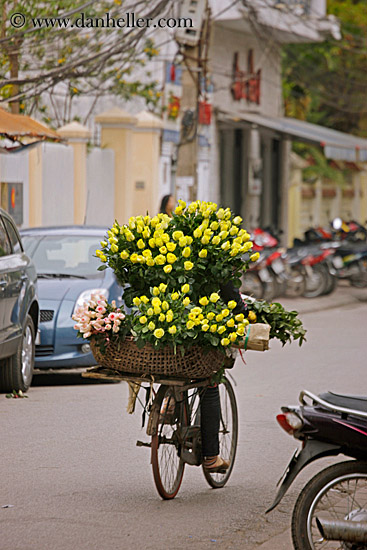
[217,110,367,162]
[0,108,61,153]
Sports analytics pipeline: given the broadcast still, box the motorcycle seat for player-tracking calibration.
[319,392,367,413]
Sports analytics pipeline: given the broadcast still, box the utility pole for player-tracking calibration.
[175,0,210,202]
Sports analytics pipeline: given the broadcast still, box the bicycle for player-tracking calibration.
[84,367,238,500]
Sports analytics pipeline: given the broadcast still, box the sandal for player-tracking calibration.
[203,456,230,473]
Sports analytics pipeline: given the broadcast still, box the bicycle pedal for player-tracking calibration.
[136,440,151,448]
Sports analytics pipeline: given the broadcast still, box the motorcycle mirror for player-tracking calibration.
[332,217,343,230]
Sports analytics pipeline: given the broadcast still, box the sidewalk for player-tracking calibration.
[276,281,367,316]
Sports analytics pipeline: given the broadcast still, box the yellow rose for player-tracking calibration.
[216,208,225,219]
[235,313,244,322]
[155,254,166,265]
[221,338,230,346]
[221,241,230,251]
[130,253,138,263]
[183,297,190,306]
[233,216,242,225]
[147,308,154,316]
[100,255,107,262]
[149,238,156,248]
[168,325,177,334]
[199,296,209,306]
[137,239,145,249]
[152,287,159,296]
[207,312,215,320]
[100,240,108,248]
[199,249,207,259]
[250,252,260,262]
[201,236,210,245]
[155,237,163,247]
[142,249,152,258]
[171,292,179,301]
[110,243,118,253]
[159,313,165,322]
[153,306,161,314]
[230,332,237,343]
[166,242,176,252]
[132,297,141,306]
[148,321,155,331]
[140,295,149,304]
[193,228,202,239]
[228,301,237,310]
[162,300,169,311]
[210,324,217,333]
[162,233,170,243]
[218,326,226,335]
[146,258,155,266]
[202,324,209,332]
[181,284,190,294]
[210,221,219,230]
[163,264,172,273]
[167,253,177,264]
[186,320,195,330]
[209,293,220,303]
[120,250,129,260]
[222,309,230,317]
[184,261,194,271]
[178,199,186,208]
[175,206,183,215]
[154,328,165,339]
[139,316,147,324]
[166,311,173,323]
[227,318,235,327]
[173,230,184,241]
[182,247,191,258]
[248,311,257,322]
[186,236,193,245]
[237,327,245,336]
[216,314,223,322]
[159,246,167,254]
[178,237,187,248]
[151,297,161,307]
[212,236,220,245]
[188,312,196,321]
[159,283,167,292]
[230,227,239,236]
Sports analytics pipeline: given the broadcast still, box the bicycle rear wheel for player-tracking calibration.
[202,377,238,489]
[151,385,186,499]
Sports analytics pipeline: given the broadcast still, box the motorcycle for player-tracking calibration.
[267,389,367,549]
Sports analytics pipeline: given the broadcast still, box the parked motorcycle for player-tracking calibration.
[267,389,367,549]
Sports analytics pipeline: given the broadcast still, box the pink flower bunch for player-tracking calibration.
[72,293,125,339]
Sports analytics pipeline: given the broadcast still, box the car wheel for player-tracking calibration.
[0,314,35,393]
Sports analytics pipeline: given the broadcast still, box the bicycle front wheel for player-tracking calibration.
[151,385,186,500]
[203,376,238,489]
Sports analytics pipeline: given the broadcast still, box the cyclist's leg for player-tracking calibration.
[200,385,229,470]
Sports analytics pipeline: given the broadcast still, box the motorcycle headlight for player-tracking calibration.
[73,288,109,315]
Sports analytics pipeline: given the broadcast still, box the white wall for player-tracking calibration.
[85,148,115,226]
[42,142,74,226]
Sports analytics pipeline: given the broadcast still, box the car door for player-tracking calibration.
[0,215,25,358]
[0,215,13,355]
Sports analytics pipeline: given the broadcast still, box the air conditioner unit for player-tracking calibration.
[175,0,206,47]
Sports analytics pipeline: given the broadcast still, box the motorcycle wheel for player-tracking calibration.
[321,268,338,296]
[292,460,367,550]
[350,259,367,288]
[240,272,264,300]
[284,265,306,298]
[302,264,329,298]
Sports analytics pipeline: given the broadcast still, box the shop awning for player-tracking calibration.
[0,107,61,153]
[217,110,367,162]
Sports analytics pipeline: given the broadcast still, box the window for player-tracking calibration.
[0,217,12,257]
[3,218,23,254]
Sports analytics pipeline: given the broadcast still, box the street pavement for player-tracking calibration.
[1,282,366,550]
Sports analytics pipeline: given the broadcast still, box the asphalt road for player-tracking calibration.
[1,288,367,550]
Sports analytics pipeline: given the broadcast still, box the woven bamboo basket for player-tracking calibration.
[90,337,229,378]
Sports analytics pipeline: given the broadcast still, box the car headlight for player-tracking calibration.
[73,288,109,315]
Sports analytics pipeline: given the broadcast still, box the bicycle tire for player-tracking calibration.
[151,385,186,500]
[202,377,238,489]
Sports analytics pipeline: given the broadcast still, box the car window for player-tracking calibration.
[3,218,23,254]
[0,217,12,257]
[21,234,105,278]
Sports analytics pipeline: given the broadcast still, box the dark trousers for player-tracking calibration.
[200,385,220,457]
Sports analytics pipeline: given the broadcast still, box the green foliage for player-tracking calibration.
[243,298,307,347]
[282,0,367,136]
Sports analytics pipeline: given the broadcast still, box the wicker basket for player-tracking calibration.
[90,337,228,379]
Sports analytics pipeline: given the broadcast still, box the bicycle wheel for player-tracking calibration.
[202,377,238,489]
[151,385,186,499]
